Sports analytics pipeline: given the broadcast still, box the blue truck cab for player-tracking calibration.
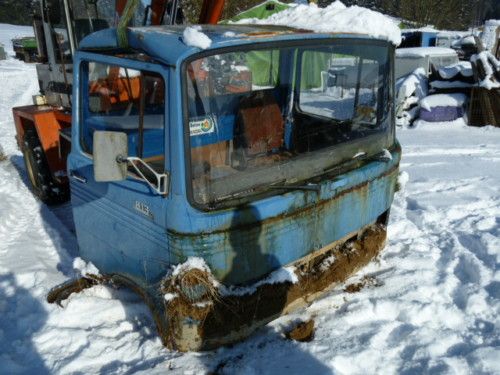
[67,24,401,350]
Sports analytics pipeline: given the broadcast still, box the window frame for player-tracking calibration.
[295,46,390,124]
[78,53,169,172]
[180,38,394,211]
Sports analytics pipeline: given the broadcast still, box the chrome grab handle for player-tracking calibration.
[70,171,87,183]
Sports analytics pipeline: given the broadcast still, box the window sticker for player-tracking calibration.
[189,117,215,136]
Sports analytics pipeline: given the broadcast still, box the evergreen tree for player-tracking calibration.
[0,0,36,25]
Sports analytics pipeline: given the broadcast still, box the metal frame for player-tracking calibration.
[179,38,395,211]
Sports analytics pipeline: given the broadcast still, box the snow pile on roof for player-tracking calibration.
[402,26,438,33]
[396,68,428,126]
[420,93,467,111]
[471,51,500,90]
[436,30,466,38]
[438,61,472,79]
[235,1,402,45]
[396,47,457,58]
[460,35,476,46]
[182,26,212,49]
[480,19,500,52]
[397,67,428,99]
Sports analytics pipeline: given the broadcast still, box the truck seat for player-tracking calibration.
[235,90,284,157]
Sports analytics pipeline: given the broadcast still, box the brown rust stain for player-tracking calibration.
[168,162,399,238]
[285,319,315,342]
[344,275,379,293]
[162,223,387,351]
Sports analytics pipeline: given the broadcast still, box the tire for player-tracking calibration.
[22,128,69,205]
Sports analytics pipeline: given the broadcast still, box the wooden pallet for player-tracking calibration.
[468,87,500,127]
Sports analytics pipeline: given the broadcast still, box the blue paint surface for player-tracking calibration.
[69,26,400,290]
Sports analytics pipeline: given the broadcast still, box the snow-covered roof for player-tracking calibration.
[471,51,500,90]
[420,93,467,111]
[80,24,396,66]
[182,26,212,50]
[234,1,402,46]
[401,27,438,33]
[396,47,458,58]
[481,19,500,52]
[438,61,472,79]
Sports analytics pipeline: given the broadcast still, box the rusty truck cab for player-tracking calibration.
[67,25,400,350]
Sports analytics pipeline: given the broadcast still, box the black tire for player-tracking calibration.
[22,128,69,205]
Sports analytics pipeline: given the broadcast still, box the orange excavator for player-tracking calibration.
[13,0,225,204]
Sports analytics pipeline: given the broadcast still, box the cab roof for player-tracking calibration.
[78,24,390,66]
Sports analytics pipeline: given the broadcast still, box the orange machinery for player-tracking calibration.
[12,0,226,203]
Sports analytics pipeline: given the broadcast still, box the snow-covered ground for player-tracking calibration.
[0,24,34,55]
[0,22,499,374]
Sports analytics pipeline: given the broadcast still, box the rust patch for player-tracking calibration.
[46,225,388,352]
[344,275,379,294]
[285,319,315,342]
[168,160,400,238]
[162,223,387,351]
[46,274,107,305]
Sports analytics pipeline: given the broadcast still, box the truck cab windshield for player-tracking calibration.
[184,40,392,207]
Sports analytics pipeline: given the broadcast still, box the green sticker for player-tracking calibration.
[189,117,215,136]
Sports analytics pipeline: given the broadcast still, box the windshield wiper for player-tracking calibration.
[269,183,321,192]
[213,180,321,204]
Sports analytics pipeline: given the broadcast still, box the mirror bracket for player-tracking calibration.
[123,157,169,196]
[93,131,169,196]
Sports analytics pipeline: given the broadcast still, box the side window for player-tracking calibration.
[186,49,280,100]
[299,50,380,124]
[81,61,165,171]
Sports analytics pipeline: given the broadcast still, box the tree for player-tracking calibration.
[0,0,35,25]
[319,0,496,30]
[182,0,295,23]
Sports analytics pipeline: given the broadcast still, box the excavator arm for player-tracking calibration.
[198,0,226,24]
[142,0,227,26]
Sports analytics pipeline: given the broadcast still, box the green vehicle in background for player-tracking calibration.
[12,36,38,62]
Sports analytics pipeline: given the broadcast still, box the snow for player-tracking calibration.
[72,257,100,277]
[167,256,298,298]
[481,19,500,52]
[419,93,467,111]
[460,35,476,45]
[471,51,500,90]
[222,266,299,297]
[182,26,212,49]
[0,23,33,56]
[397,67,428,99]
[396,47,457,58]
[352,151,366,159]
[430,80,472,89]
[1,22,500,374]
[163,293,177,302]
[381,148,393,161]
[170,256,211,277]
[395,68,428,125]
[235,1,402,46]
[438,61,473,79]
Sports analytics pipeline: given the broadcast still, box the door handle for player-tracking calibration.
[70,171,87,183]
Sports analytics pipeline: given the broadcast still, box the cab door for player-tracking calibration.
[68,54,171,285]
